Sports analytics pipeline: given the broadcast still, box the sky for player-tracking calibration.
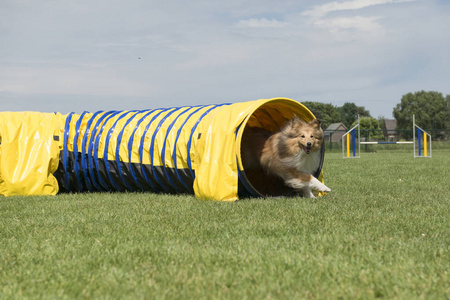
[1,0,449,118]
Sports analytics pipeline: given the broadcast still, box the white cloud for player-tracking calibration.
[299,0,415,41]
[312,16,384,35]
[303,0,415,18]
[234,18,289,29]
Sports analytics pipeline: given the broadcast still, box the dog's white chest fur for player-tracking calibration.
[281,150,321,174]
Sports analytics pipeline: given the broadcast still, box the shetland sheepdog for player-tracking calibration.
[241,116,331,198]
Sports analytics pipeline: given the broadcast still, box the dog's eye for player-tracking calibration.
[301,135,305,138]
[310,135,314,138]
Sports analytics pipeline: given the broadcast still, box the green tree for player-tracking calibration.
[338,102,371,129]
[301,101,341,130]
[350,116,384,140]
[393,91,449,131]
[446,95,450,129]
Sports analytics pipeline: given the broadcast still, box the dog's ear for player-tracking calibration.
[309,119,321,128]
[290,115,304,125]
[282,115,302,135]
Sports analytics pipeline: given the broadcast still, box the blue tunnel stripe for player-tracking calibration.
[149,107,184,193]
[115,110,144,191]
[110,110,141,191]
[94,111,124,190]
[172,105,207,192]
[95,110,128,191]
[127,109,160,191]
[63,112,74,192]
[81,111,104,192]
[73,111,88,192]
[104,110,139,191]
[161,106,196,193]
[88,111,116,191]
[138,108,175,192]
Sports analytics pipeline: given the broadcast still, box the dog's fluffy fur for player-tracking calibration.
[241,116,331,198]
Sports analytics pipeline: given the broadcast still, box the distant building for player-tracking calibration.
[382,119,397,141]
[324,123,347,143]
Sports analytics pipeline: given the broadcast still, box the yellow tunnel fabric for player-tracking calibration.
[0,112,60,196]
[192,101,252,201]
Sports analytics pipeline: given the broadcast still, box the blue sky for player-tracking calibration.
[1,0,449,118]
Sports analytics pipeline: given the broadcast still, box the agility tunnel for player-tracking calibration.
[342,114,431,158]
[0,98,326,200]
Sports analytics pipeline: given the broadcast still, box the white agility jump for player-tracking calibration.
[342,115,431,158]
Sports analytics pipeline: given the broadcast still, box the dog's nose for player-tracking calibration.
[307,142,312,147]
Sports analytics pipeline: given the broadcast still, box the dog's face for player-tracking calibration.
[282,117,323,154]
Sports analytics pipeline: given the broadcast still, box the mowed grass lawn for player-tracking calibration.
[1,150,449,299]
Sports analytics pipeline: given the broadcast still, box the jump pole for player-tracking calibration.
[342,115,360,158]
[413,114,432,158]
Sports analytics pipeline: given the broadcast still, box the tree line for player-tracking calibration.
[303,91,450,137]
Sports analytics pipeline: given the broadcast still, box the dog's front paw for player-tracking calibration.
[322,186,331,193]
[310,177,331,192]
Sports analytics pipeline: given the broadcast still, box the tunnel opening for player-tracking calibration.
[237,100,324,198]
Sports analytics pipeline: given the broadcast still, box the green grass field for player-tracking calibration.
[1,150,449,299]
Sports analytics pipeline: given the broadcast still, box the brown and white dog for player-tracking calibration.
[241,116,331,198]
